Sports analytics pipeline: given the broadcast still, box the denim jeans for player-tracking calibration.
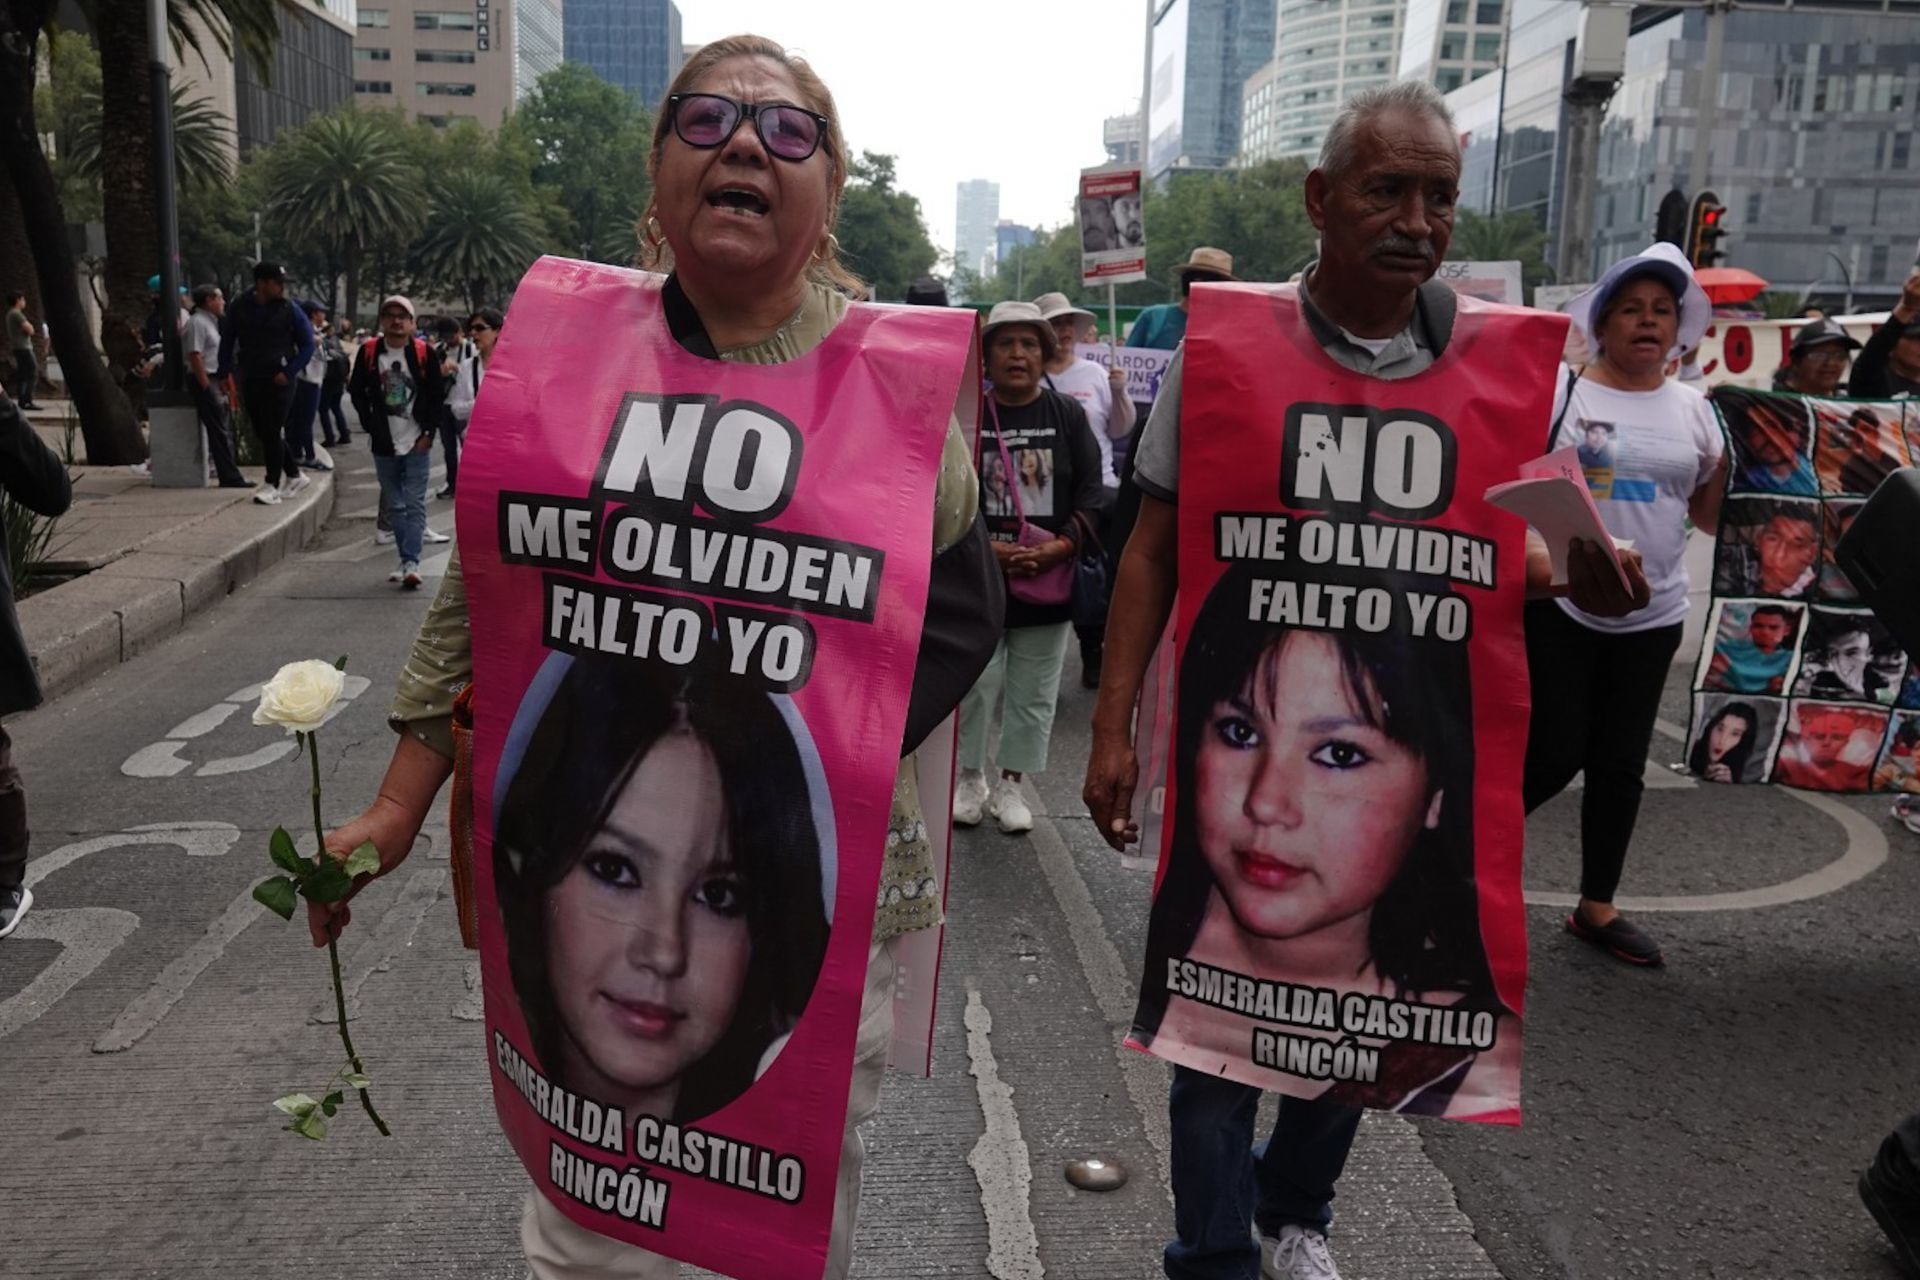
[374,448,432,565]
[319,380,349,443]
[286,381,321,463]
[1164,1068,1364,1280]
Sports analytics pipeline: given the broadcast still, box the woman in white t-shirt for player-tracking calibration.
[1523,243,1727,969]
[1035,292,1134,686]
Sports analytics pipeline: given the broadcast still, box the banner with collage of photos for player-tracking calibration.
[1690,387,1920,794]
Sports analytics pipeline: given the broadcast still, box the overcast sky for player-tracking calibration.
[681,2,1149,263]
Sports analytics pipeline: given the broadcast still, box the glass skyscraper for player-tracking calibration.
[562,0,683,110]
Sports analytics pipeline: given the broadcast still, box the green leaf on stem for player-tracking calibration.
[303,856,353,905]
[343,841,380,879]
[253,876,298,920]
[269,827,305,875]
[321,1090,344,1117]
[344,1073,371,1090]
[335,655,349,671]
[293,732,305,759]
[290,1110,328,1140]
[273,1092,318,1117]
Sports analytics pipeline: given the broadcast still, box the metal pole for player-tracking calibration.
[1555,84,1611,285]
[253,212,262,264]
[1686,0,1728,194]
[149,0,182,394]
[1107,280,1119,347]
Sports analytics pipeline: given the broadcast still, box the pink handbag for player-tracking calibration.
[986,398,1073,606]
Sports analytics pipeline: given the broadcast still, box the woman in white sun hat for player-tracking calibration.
[1521,241,1728,970]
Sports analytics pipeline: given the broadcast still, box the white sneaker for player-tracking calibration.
[252,484,282,505]
[988,778,1034,835]
[422,527,450,544]
[373,528,396,545]
[1261,1226,1342,1280]
[400,560,422,590]
[283,473,313,496]
[387,566,404,583]
[952,769,989,826]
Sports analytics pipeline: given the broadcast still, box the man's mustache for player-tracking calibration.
[1370,235,1436,262]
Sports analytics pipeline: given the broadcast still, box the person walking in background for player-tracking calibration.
[6,292,37,410]
[1850,268,1920,400]
[216,262,313,506]
[1034,291,1132,688]
[431,316,473,499]
[0,394,73,939]
[1772,316,1860,396]
[1128,247,1236,351]
[286,301,331,472]
[447,307,501,464]
[184,285,248,489]
[1524,243,1726,969]
[349,295,448,591]
[954,301,1105,836]
[319,318,352,447]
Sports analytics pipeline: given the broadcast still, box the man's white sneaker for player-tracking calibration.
[988,778,1034,834]
[373,528,397,545]
[952,769,989,826]
[422,526,451,544]
[1261,1226,1342,1280]
[252,484,282,505]
[401,561,422,590]
[387,566,404,583]
[282,473,312,497]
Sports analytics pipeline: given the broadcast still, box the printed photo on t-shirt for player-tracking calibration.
[980,450,1014,518]
[1698,600,1804,697]
[381,352,417,416]
[1012,448,1054,517]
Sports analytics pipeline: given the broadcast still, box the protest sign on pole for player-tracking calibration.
[1079,165,1147,288]
[458,257,976,1277]
[1127,283,1566,1125]
[1688,386,1919,793]
[1432,260,1523,305]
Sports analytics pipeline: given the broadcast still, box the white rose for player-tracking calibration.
[253,660,346,735]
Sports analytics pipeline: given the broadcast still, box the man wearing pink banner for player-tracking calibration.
[1086,82,1649,1280]
[305,35,1000,1280]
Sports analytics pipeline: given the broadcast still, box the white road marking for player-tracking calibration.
[93,881,269,1053]
[25,822,241,888]
[197,741,300,776]
[963,984,1045,1280]
[120,676,372,778]
[452,957,484,1021]
[1526,715,1890,912]
[165,702,240,740]
[0,908,141,1040]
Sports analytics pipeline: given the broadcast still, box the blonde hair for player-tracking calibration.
[638,34,866,299]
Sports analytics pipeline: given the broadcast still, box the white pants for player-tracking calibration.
[522,937,900,1280]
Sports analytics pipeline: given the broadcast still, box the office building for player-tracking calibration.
[174,0,354,157]
[996,221,1037,266]
[1104,113,1144,167]
[1397,0,1507,95]
[1240,0,1400,164]
[1146,0,1278,177]
[353,0,565,126]
[563,0,682,109]
[1449,0,1920,303]
[955,179,1000,279]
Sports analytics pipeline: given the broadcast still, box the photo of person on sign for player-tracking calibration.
[1714,388,1817,496]
[1134,565,1518,1119]
[495,653,832,1123]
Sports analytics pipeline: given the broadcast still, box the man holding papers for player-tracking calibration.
[1520,242,1728,969]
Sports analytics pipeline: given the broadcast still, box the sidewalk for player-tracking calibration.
[18,400,335,700]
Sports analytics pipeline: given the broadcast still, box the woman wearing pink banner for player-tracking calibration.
[1136,563,1519,1120]
[310,33,1001,1280]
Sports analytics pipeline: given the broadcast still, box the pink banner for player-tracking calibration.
[458,258,974,1275]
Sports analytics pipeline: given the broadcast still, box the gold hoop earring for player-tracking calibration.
[643,214,664,250]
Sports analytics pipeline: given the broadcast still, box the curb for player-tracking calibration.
[19,472,337,701]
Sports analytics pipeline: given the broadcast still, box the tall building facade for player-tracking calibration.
[562,0,682,109]
[1146,0,1278,178]
[1104,113,1144,167]
[1397,0,1507,94]
[173,0,355,157]
[955,179,1000,278]
[1240,0,1401,164]
[1449,0,1920,303]
[353,0,565,126]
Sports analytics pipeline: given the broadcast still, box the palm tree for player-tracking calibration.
[1448,209,1552,291]
[414,170,548,312]
[264,111,425,323]
[66,83,234,194]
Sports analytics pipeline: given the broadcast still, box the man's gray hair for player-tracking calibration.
[1316,80,1457,178]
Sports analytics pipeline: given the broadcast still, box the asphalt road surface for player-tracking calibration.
[3,444,1914,1279]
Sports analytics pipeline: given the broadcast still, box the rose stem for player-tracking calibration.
[310,731,390,1137]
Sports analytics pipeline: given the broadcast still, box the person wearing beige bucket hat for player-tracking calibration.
[1125,247,1237,352]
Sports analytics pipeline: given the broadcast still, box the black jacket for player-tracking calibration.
[0,399,73,716]
[347,337,452,456]
[1848,315,1920,399]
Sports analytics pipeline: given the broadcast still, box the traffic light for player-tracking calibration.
[1688,191,1728,268]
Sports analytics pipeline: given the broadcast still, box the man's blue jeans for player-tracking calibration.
[373,448,431,565]
[1164,1067,1364,1279]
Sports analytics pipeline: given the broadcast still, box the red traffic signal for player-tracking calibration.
[1688,191,1728,268]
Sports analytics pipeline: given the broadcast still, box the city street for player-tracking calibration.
[2,444,1916,1280]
